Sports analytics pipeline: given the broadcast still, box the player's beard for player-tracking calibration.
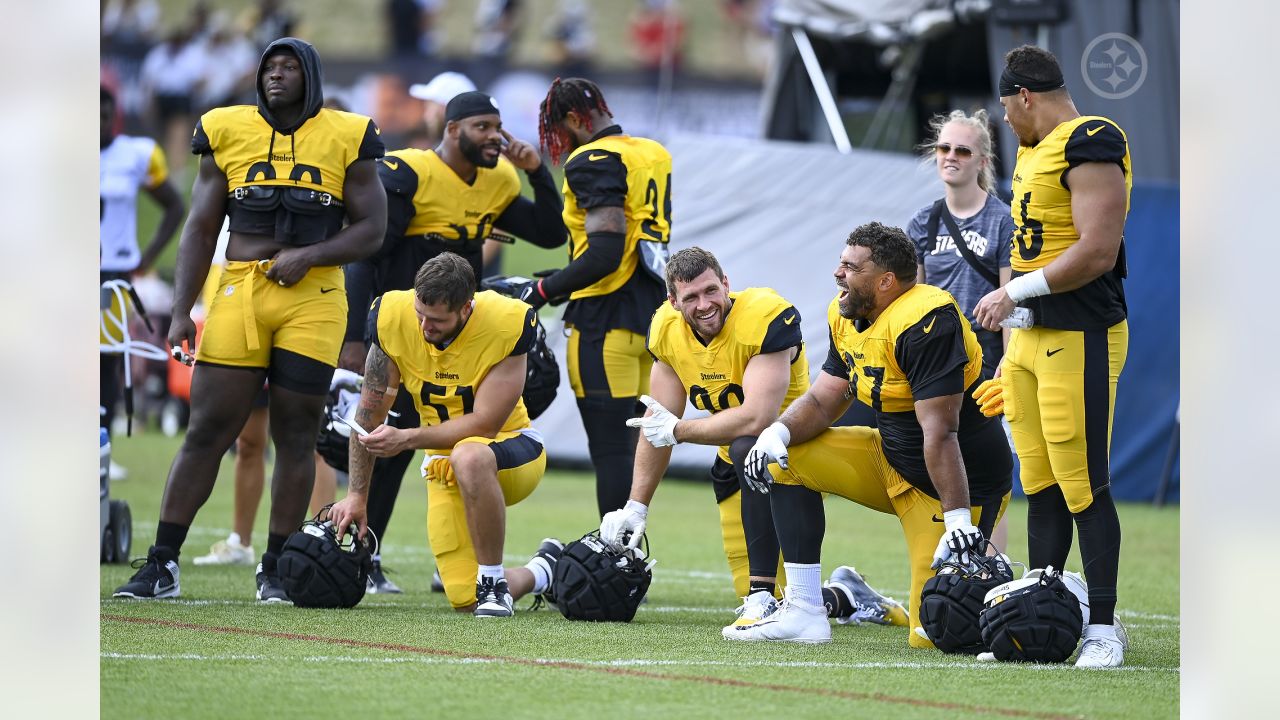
[459,132,500,168]
[838,285,875,321]
[683,297,731,340]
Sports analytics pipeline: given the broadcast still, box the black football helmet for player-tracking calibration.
[276,505,376,609]
[551,531,653,622]
[920,547,1014,654]
[979,565,1084,663]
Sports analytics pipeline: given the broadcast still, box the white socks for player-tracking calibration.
[783,562,823,607]
[525,556,552,594]
[477,564,504,583]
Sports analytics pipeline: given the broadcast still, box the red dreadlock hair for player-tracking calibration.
[538,77,613,165]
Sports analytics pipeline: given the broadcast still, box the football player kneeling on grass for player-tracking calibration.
[735,223,1013,646]
[329,253,561,617]
[599,247,906,635]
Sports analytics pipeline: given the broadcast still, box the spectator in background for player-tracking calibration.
[100,85,185,475]
[546,0,595,75]
[474,0,521,65]
[906,108,1015,552]
[907,109,1013,381]
[629,0,685,73]
[238,0,299,51]
[101,0,161,45]
[140,27,208,176]
[408,71,477,148]
[195,14,257,111]
[387,0,440,58]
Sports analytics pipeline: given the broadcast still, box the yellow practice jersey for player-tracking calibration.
[370,290,537,443]
[1010,115,1132,330]
[561,127,672,300]
[822,283,1008,499]
[193,105,383,199]
[825,284,982,414]
[379,149,521,249]
[648,288,809,460]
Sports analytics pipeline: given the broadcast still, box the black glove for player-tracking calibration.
[513,278,551,310]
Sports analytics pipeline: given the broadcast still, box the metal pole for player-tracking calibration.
[790,26,852,153]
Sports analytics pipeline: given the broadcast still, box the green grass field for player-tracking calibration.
[100,431,1178,719]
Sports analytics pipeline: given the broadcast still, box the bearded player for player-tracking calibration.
[601,247,908,635]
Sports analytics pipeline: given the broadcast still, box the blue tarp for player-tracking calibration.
[1102,182,1180,502]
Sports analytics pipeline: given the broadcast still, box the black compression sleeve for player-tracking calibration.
[539,230,625,298]
[344,260,376,343]
[493,164,566,249]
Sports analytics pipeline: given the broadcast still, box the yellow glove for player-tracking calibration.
[972,378,1005,418]
[422,454,457,487]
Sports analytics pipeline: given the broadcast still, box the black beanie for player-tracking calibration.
[445,91,501,122]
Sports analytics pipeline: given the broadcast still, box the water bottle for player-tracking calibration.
[1000,307,1034,329]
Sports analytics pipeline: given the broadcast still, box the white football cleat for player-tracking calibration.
[722,590,779,636]
[1075,624,1125,668]
[722,590,831,644]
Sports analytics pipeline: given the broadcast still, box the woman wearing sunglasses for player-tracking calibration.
[906,109,1016,554]
[906,109,1015,380]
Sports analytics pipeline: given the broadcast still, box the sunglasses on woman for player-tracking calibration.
[934,143,975,158]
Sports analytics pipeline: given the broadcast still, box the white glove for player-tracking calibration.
[625,394,681,448]
[599,500,648,549]
[932,508,984,569]
[742,422,791,494]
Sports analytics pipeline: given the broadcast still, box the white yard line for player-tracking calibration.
[101,651,1178,673]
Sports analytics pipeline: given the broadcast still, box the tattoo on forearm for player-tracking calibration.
[348,436,372,495]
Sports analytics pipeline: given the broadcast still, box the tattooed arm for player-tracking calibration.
[330,342,399,542]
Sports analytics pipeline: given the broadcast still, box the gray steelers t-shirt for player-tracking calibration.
[907,194,1014,376]
[907,194,1014,327]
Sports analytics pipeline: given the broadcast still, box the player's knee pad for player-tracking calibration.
[919,552,1013,654]
[277,506,374,609]
[979,566,1083,663]
[552,531,654,622]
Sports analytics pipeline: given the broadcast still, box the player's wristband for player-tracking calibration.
[943,508,973,532]
[1005,269,1050,303]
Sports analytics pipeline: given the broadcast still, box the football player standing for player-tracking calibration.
[973,44,1134,668]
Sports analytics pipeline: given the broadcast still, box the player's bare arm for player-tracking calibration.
[674,349,792,445]
[265,159,388,286]
[915,392,972,512]
[777,371,853,445]
[331,342,400,541]
[167,154,229,355]
[627,360,686,505]
[137,179,185,275]
[1046,162,1128,290]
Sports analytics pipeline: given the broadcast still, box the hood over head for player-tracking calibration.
[256,37,324,134]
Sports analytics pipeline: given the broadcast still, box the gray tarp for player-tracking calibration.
[533,134,940,474]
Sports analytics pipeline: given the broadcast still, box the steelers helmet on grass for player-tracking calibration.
[552,530,654,622]
[979,565,1084,663]
[277,504,376,609]
[919,547,1014,654]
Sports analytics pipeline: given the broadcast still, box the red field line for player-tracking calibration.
[102,614,1079,719]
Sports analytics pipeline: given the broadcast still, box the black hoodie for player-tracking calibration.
[256,37,324,135]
